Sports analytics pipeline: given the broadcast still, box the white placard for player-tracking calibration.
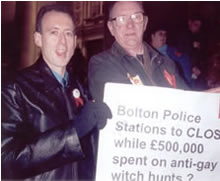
[96,83,220,181]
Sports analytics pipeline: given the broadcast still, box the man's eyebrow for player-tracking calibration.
[46,26,74,32]
[114,11,144,16]
[46,26,59,31]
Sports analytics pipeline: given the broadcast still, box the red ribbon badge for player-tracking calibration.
[164,69,176,88]
[72,89,84,107]
[174,50,182,57]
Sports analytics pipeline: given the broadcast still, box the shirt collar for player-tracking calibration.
[157,44,168,56]
[111,41,158,59]
[51,70,69,87]
[111,41,163,67]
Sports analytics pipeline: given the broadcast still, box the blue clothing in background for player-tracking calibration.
[157,45,193,86]
[52,70,69,87]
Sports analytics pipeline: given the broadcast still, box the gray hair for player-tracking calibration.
[108,1,144,20]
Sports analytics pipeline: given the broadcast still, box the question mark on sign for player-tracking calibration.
[187,174,194,181]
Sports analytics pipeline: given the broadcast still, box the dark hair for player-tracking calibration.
[189,14,202,22]
[108,1,144,19]
[36,4,75,33]
[150,24,168,35]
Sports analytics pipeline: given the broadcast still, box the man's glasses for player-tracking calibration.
[109,12,145,26]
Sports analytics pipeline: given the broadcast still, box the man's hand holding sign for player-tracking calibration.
[96,83,220,181]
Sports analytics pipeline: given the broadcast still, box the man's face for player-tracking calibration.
[107,1,148,52]
[188,20,202,34]
[151,30,167,48]
[34,11,76,74]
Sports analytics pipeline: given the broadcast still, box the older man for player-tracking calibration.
[88,1,189,102]
[2,4,111,180]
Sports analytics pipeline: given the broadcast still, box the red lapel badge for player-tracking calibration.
[164,69,176,88]
[174,50,182,57]
[72,88,84,107]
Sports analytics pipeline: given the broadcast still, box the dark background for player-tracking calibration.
[2,1,220,79]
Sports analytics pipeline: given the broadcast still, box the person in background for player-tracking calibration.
[1,4,111,180]
[150,26,193,87]
[204,53,220,89]
[176,15,206,84]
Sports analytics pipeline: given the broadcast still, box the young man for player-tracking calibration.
[2,4,111,180]
[88,1,189,102]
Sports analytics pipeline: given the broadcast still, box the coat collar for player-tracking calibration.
[36,56,73,92]
[111,41,163,66]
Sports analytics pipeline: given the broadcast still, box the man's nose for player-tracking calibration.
[126,18,135,28]
[59,32,67,45]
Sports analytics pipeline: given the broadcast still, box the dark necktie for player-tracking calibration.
[136,54,144,65]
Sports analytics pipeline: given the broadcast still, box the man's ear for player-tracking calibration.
[34,32,42,47]
[73,35,77,49]
[143,16,148,31]
[151,34,154,41]
[107,21,114,36]
[188,20,192,27]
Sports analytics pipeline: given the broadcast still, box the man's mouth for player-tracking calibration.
[56,50,67,57]
[125,32,136,36]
